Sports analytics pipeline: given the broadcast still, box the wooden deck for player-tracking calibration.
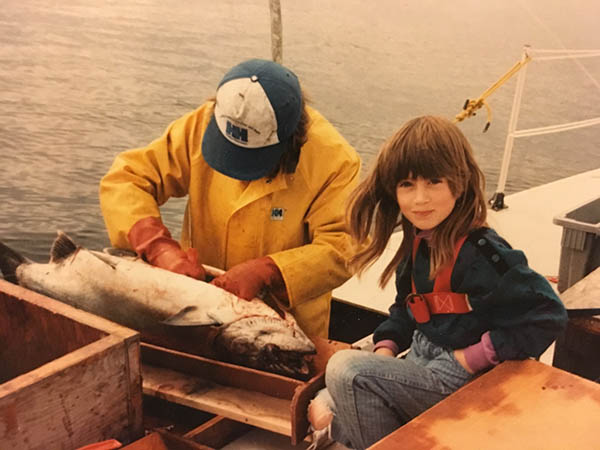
[369,359,600,450]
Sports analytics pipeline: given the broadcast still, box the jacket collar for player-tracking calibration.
[233,173,290,211]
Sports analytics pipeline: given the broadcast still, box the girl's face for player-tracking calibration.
[396,176,457,230]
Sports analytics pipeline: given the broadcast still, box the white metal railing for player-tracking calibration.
[489,45,600,210]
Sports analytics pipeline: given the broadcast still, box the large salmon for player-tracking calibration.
[0,232,316,378]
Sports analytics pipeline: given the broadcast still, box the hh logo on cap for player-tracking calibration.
[226,120,248,143]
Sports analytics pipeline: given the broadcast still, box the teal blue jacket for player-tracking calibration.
[373,227,568,361]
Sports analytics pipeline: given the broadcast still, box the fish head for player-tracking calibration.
[214,313,317,379]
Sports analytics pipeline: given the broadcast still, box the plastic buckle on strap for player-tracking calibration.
[406,293,431,324]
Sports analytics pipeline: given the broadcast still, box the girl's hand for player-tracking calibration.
[453,349,475,374]
[374,347,395,357]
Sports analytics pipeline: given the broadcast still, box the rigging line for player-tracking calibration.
[516,0,600,92]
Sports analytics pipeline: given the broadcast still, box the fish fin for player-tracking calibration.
[50,231,78,263]
[162,306,219,327]
[0,240,29,283]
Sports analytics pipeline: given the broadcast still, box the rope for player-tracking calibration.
[454,47,600,131]
[453,54,532,131]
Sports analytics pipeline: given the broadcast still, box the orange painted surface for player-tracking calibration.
[369,360,600,450]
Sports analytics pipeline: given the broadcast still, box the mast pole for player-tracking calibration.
[269,0,283,64]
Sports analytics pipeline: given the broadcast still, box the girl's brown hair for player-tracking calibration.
[347,115,487,287]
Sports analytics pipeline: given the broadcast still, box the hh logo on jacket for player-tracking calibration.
[271,208,284,221]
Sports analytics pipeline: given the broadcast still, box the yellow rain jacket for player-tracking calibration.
[99,103,361,337]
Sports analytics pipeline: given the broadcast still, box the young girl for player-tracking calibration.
[307,115,567,450]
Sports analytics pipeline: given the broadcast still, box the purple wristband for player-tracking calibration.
[463,331,499,372]
[373,339,399,356]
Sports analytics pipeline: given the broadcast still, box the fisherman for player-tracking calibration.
[99,58,361,338]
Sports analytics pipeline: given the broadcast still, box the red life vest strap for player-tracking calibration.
[408,234,472,323]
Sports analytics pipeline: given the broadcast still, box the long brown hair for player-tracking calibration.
[347,116,487,287]
[266,93,309,178]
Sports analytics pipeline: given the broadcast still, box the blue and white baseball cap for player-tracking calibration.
[202,59,303,181]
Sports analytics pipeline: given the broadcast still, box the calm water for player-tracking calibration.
[1,0,599,262]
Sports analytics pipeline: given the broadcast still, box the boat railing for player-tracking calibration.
[490,45,600,210]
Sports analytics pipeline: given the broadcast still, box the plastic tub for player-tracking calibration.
[553,195,600,292]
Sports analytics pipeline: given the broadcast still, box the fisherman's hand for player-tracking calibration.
[211,256,288,301]
[152,245,206,280]
[128,216,206,280]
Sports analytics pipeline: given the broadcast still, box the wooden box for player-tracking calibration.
[141,337,351,445]
[122,430,212,450]
[552,267,600,381]
[0,280,143,449]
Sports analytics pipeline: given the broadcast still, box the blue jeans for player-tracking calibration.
[320,330,474,449]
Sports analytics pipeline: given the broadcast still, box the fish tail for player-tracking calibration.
[0,240,28,283]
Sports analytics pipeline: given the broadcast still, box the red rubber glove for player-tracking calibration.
[128,216,206,280]
[211,256,288,302]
